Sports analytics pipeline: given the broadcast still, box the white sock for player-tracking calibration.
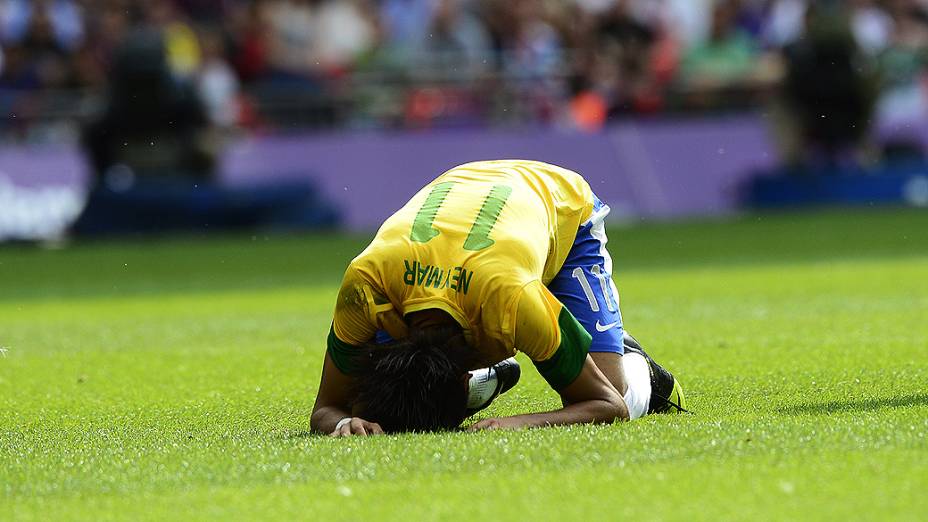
[622,352,652,420]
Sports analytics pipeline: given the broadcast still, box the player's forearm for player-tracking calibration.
[490,397,629,429]
[310,406,353,434]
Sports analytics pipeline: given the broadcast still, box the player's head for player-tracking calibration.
[351,326,474,433]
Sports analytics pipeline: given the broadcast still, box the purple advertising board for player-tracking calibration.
[0,115,778,239]
[222,115,778,229]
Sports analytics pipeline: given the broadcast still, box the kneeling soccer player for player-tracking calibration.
[311,160,686,436]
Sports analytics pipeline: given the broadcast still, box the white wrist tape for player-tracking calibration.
[335,417,353,431]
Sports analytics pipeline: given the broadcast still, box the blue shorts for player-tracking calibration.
[547,195,625,354]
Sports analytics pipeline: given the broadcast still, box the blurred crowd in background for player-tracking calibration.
[2,0,928,164]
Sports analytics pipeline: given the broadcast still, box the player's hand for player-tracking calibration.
[468,417,523,431]
[329,417,384,437]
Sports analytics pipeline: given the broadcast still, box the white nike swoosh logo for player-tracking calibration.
[595,321,619,332]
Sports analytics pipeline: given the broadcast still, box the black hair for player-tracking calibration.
[351,326,475,433]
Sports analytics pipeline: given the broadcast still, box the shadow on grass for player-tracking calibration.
[778,393,928,416]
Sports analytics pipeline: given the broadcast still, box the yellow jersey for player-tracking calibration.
[328,160,597,389]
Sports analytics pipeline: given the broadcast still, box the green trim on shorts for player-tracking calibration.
[327,326,359,374]
[533,307,592,391]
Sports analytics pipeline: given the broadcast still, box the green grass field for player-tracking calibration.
[2,209,927,521]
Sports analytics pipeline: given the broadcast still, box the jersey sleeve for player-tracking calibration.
[328,265,407,373]
[512,280,592,390]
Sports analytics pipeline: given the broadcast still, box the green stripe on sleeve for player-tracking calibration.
[327,326,360,374]
[532,307,592,390]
